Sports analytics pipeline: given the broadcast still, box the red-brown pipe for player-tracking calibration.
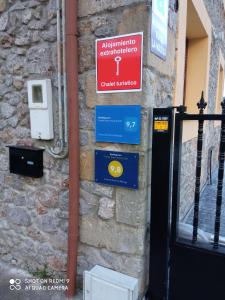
[66,0,79,297]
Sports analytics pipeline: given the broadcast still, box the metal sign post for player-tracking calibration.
[147,108,174,300]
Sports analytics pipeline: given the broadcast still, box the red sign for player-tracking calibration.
[96,32,143,93]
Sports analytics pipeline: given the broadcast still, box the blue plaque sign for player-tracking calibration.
[95,150,139,189]
[95,105,141,144]
[151,0,169,60]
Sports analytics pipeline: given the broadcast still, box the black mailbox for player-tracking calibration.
[8,145,44,178]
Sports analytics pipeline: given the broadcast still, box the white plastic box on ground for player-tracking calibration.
[84,265,139,300]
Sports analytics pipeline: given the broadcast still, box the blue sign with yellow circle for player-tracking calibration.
[95,150,139,189]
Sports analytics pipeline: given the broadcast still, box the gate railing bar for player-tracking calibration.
[207,147,214,186]
[213,97,225,249]
[211,233,225,247]
[192,92,207,244]
[175,114,225,121]
[168,107,184,300]
[170,109,184,245]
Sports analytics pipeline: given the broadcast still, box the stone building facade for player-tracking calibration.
[0,0,69,279]
[0,0,224,298]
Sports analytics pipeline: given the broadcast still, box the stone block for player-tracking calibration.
[28,19,47,30]
[27,226,46,242]
[116,188,147,226]
[14,35,31,46]
[78,10,119,37]
[48,254,67,272]
[37,214,59,233]
[94,21,116,38]
[117,3,148,33]
[7,207,31,226]
[37,242,55,257]
[80,150,94,181]
[79,108,94,130]
[32,186,59,208]
[6,54,26,75]
[49,231,68,252]
[26,44,53,75]
[78,35,95,73]
[9,2,25,11]
[80,189,98,216]
[80,130,89,147]
[0,0,6,12]
[13,78,24,90]
[79,0,146,18]
[22,10,32,24]
[14,195,26,206]
[98,197,115,220]
[36,204,47,215]
[138,153,149,189]
[7,115,19,128]
[0,12,8,31]
[0,128,13,143]
[59,190,69,211]
[81,180,114,198]
[78,244,145,279]
[61,159,69,174]
[19,238,36,258]
[5,92,22,106]
[0,102,15,118]
[80,216,145,255]
[0,154,8,171]
[0,171,4,185]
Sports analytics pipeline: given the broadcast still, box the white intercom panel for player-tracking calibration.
[84,265,138,300]
[27,79,54,140]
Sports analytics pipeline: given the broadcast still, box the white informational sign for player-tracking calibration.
[151,0,169,60]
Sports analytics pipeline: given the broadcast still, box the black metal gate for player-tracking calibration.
[147,95,225,300]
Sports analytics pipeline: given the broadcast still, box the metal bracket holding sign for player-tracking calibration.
[151,0,169,60]
[95,150,139,189]
[96,32,143,93]
[95,105,141,144]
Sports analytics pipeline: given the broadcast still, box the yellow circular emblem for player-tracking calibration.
[108,160,123,178]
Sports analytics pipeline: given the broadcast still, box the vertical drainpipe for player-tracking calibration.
[65,0,79,297]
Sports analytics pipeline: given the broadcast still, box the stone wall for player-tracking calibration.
[0,0,69,278]
[77,0,178,295]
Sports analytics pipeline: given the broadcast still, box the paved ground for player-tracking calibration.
[185,170,225,236]
[0,262,83,300]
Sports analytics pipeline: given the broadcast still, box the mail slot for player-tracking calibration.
[7,145,44,178]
